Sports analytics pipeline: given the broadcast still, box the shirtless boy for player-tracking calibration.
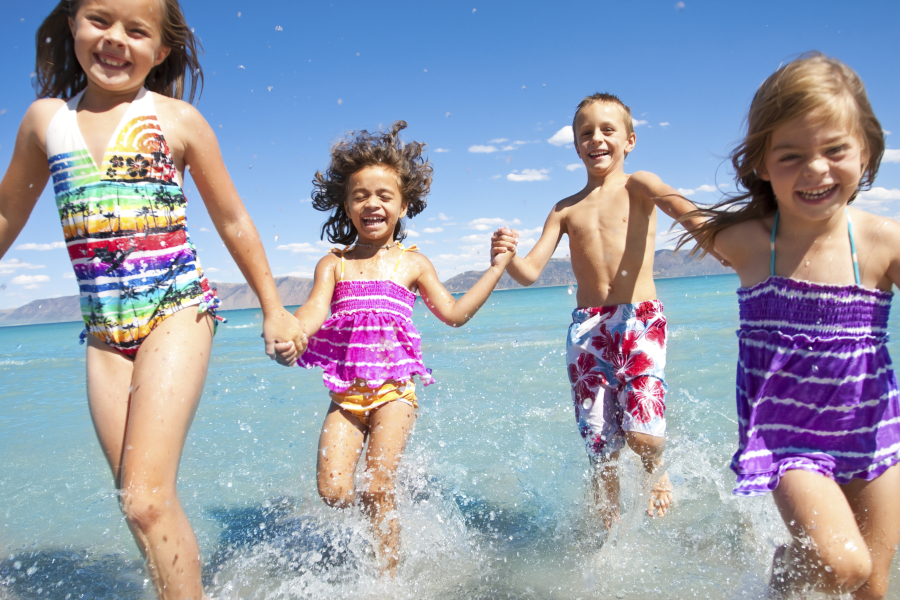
[492,93,711,528]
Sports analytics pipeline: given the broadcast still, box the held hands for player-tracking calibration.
[261,309,307,367]
[491,227,519,267]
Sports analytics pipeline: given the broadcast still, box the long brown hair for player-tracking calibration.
[680,52,885,255]
[34,0,203,102]
[312,121,432,246]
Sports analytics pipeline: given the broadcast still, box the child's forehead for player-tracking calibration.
[575,101,629,128]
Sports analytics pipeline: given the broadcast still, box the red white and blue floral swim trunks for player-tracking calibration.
[566,299,668,459]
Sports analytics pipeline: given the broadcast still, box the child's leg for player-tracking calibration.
[87,309,214,600]
[624,431,672,517]
[771,469,873,597]
[841,464,900,600]
[590,451,621,530]
[361,400,417,577]
[316,404,367,507]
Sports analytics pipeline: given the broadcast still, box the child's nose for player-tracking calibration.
[103,23,128,46]
[804,156,829,176]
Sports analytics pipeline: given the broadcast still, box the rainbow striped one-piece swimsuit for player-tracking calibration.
[45,88,221,358]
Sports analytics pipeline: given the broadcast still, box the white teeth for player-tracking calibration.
[99,56,126,67]
[799,186,835,200]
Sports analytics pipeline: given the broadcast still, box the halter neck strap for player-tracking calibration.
[331,242,419,282]
[770,209,860,285]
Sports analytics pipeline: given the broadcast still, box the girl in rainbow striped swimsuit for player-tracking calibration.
[278,121,516,577]
[0,0,303,597]
[686,53,900,599]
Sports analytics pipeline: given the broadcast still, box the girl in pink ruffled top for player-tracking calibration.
[274,121,517,576]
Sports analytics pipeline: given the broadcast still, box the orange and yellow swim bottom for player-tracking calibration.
[330,379,418,426]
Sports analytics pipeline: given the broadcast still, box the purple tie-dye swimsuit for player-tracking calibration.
[732,211,900,495]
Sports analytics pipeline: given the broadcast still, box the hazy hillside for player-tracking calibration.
[0,251,731,326]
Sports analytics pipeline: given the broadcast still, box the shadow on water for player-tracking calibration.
[0,550,147,600]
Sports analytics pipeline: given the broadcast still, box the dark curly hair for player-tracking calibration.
[312,121,432,246]
[35,0,203,102]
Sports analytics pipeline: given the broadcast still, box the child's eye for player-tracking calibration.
[777,153,799,163]
[826,144,848,155]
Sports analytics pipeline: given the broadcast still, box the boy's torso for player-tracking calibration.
[560,175,659,308]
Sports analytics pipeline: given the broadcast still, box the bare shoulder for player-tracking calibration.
[22,98,66,139]
[151,94,210,140]
[405,248,436,275]
[626,170,674,202]
[716,216,770,259]
[850,207,900,242]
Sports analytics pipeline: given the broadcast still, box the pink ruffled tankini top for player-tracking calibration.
[298,245,435,393]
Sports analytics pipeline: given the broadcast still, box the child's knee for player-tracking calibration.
[818,549,872,594]
[624,431,665,457]
[119,487,171,533]
[317,472,354,507]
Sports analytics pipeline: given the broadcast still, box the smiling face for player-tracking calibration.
[574,101,636,176]
[69,0,171,94]
[759,109,867,223]
[345,165,408,246]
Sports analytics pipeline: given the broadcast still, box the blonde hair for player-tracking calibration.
[573,93,634,137]
[34,0,203,101]
[681,52,884,255]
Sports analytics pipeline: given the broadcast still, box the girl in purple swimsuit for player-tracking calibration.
[275,121,516,577]
[685,53,900,598]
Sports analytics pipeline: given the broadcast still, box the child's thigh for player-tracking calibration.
[120,310,214,486]
[317,404,367,481]
[773,469,867,561]
[365,401,417,477]
[842,465,900,593]
[86,334,136,479]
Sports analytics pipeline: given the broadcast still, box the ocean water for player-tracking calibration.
[2,273,900,600]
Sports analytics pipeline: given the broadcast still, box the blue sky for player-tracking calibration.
[1,0,899,309]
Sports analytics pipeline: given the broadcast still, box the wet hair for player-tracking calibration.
[679,52,884,256]
[34,0,203,101]
[312,121,432,246]
[572,92,635,138]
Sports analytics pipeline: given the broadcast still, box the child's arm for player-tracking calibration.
[272,254,337,365]
[630,171,728,264]
[494,206,565,286]
[178,103,304,361]
[415,247,515,327]
[0,102,57,259]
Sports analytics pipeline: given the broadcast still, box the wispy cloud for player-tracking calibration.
[883,149,900,163]
[566,163,584,171]
[405,229,421,237]
[468,217,522,231]
[205,267,220,272]
[488,138,509,144]
[12,274,50,289]
[659,122,670,127]
[439,213,451,220]
[63,272,76,279]
[15,241,65,251]
[469,145,499,153]
[508,168,550,182]
[199,227,211,232]
[632,119,648,128]
[676,184,718,196]
[434,148,450,153]
[277,242,318,253]
[548,126,573,147]
[858,187,900,201]
[0,259,46,275]
[423,227,444,233]
[283,271,313,278]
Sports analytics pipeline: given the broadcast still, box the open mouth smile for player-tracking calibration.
[361,216,386,228]
[796,184,838,203]
[95,54,130,69]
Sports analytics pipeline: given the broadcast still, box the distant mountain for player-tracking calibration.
[0,251,731,326]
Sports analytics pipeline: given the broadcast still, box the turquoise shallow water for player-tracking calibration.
[2,274,900,599]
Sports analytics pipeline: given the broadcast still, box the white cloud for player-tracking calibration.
[659,122,670,127]
[283,271,313,278]
[566,163,584,171]
[632,119,648,128]
[460,233,491,244]
[508,168,550,182]
[469,145,498,153]
[205,267,220,272]
[0,259,46,275]
[434,148,450,153]
[883,149,900,163]
[439,213,450,220]
[200,227,211,232]
[63,272,76,279]
[547,126,573,147]
[423,227,443,233]
[277,242,318,253]
[15,241,65,251]
[468,217,522,231]
[676,184,718,196]
[488,138,509,144]
[858,187,900,201]
[405,230,420,237]
[12,274,50,288]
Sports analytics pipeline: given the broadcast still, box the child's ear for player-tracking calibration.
[756,164,770,181]
[153,45,172,67]
[625,131,636,154]
[399,201,408,219]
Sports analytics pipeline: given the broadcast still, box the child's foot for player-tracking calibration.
[646,471,672,517]
[598,502,621,531]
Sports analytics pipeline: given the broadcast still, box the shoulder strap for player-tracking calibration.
[846,208,861,285]
[330,247,350,281]
[393,243,419,275]
[770,211,779,277]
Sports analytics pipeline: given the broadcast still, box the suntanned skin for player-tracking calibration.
[493,100,715,528]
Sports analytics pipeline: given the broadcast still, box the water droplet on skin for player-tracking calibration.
[567,286,574,295]
[621,270,628,276]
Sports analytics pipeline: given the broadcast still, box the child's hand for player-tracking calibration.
[491,227,519,265]
[261,309,305,365]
